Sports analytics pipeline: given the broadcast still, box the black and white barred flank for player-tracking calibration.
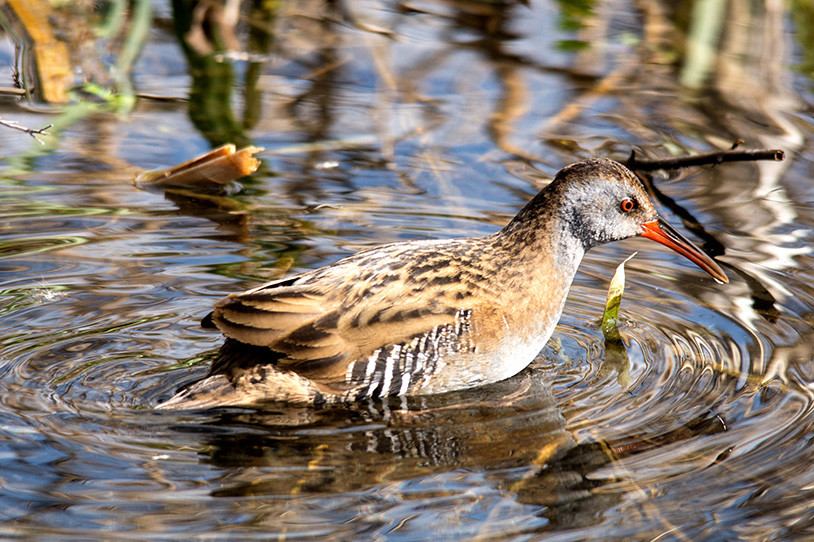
[344,309,474,399]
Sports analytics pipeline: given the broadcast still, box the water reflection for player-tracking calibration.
[174,372,727,535]
[0,0,811,539]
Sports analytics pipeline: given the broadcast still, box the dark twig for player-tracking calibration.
[0,118,52,145]
[625,143,785,256]
[625,146,784,172]
[624,143,784,299]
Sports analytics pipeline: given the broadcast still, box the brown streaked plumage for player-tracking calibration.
[158,158,727,409]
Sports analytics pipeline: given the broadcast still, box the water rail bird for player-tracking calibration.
[159,158,727,409]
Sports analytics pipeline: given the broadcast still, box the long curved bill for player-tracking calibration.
[640,219,728,284]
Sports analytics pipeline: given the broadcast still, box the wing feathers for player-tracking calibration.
[236,291,326,313]
[205,257,475,391]
[217,305,319,331]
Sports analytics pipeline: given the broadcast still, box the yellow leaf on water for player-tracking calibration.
[599,253,636,390]
[601,252,636,334]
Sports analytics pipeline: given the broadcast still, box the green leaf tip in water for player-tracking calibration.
[601,252,636,334]
[599,253,636,390]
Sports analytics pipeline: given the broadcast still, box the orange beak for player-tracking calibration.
[640,219,728,284]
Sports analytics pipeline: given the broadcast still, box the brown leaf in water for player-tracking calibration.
[134,144,263,190]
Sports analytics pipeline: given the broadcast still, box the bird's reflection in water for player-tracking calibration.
[173,370,726,528]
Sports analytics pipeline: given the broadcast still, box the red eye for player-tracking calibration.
[620,198,637,213]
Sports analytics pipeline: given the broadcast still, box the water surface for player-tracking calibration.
[0,1,813,539]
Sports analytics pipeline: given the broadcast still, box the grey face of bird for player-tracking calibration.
[559,176,658,249]
[556,161,727,284]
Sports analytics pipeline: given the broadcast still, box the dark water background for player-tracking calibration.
[0,0,813,539]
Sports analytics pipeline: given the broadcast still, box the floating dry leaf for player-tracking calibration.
[134,144,263,189]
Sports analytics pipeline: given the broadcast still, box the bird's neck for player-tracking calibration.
[492,183,586,282]
[474,186,585,349]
